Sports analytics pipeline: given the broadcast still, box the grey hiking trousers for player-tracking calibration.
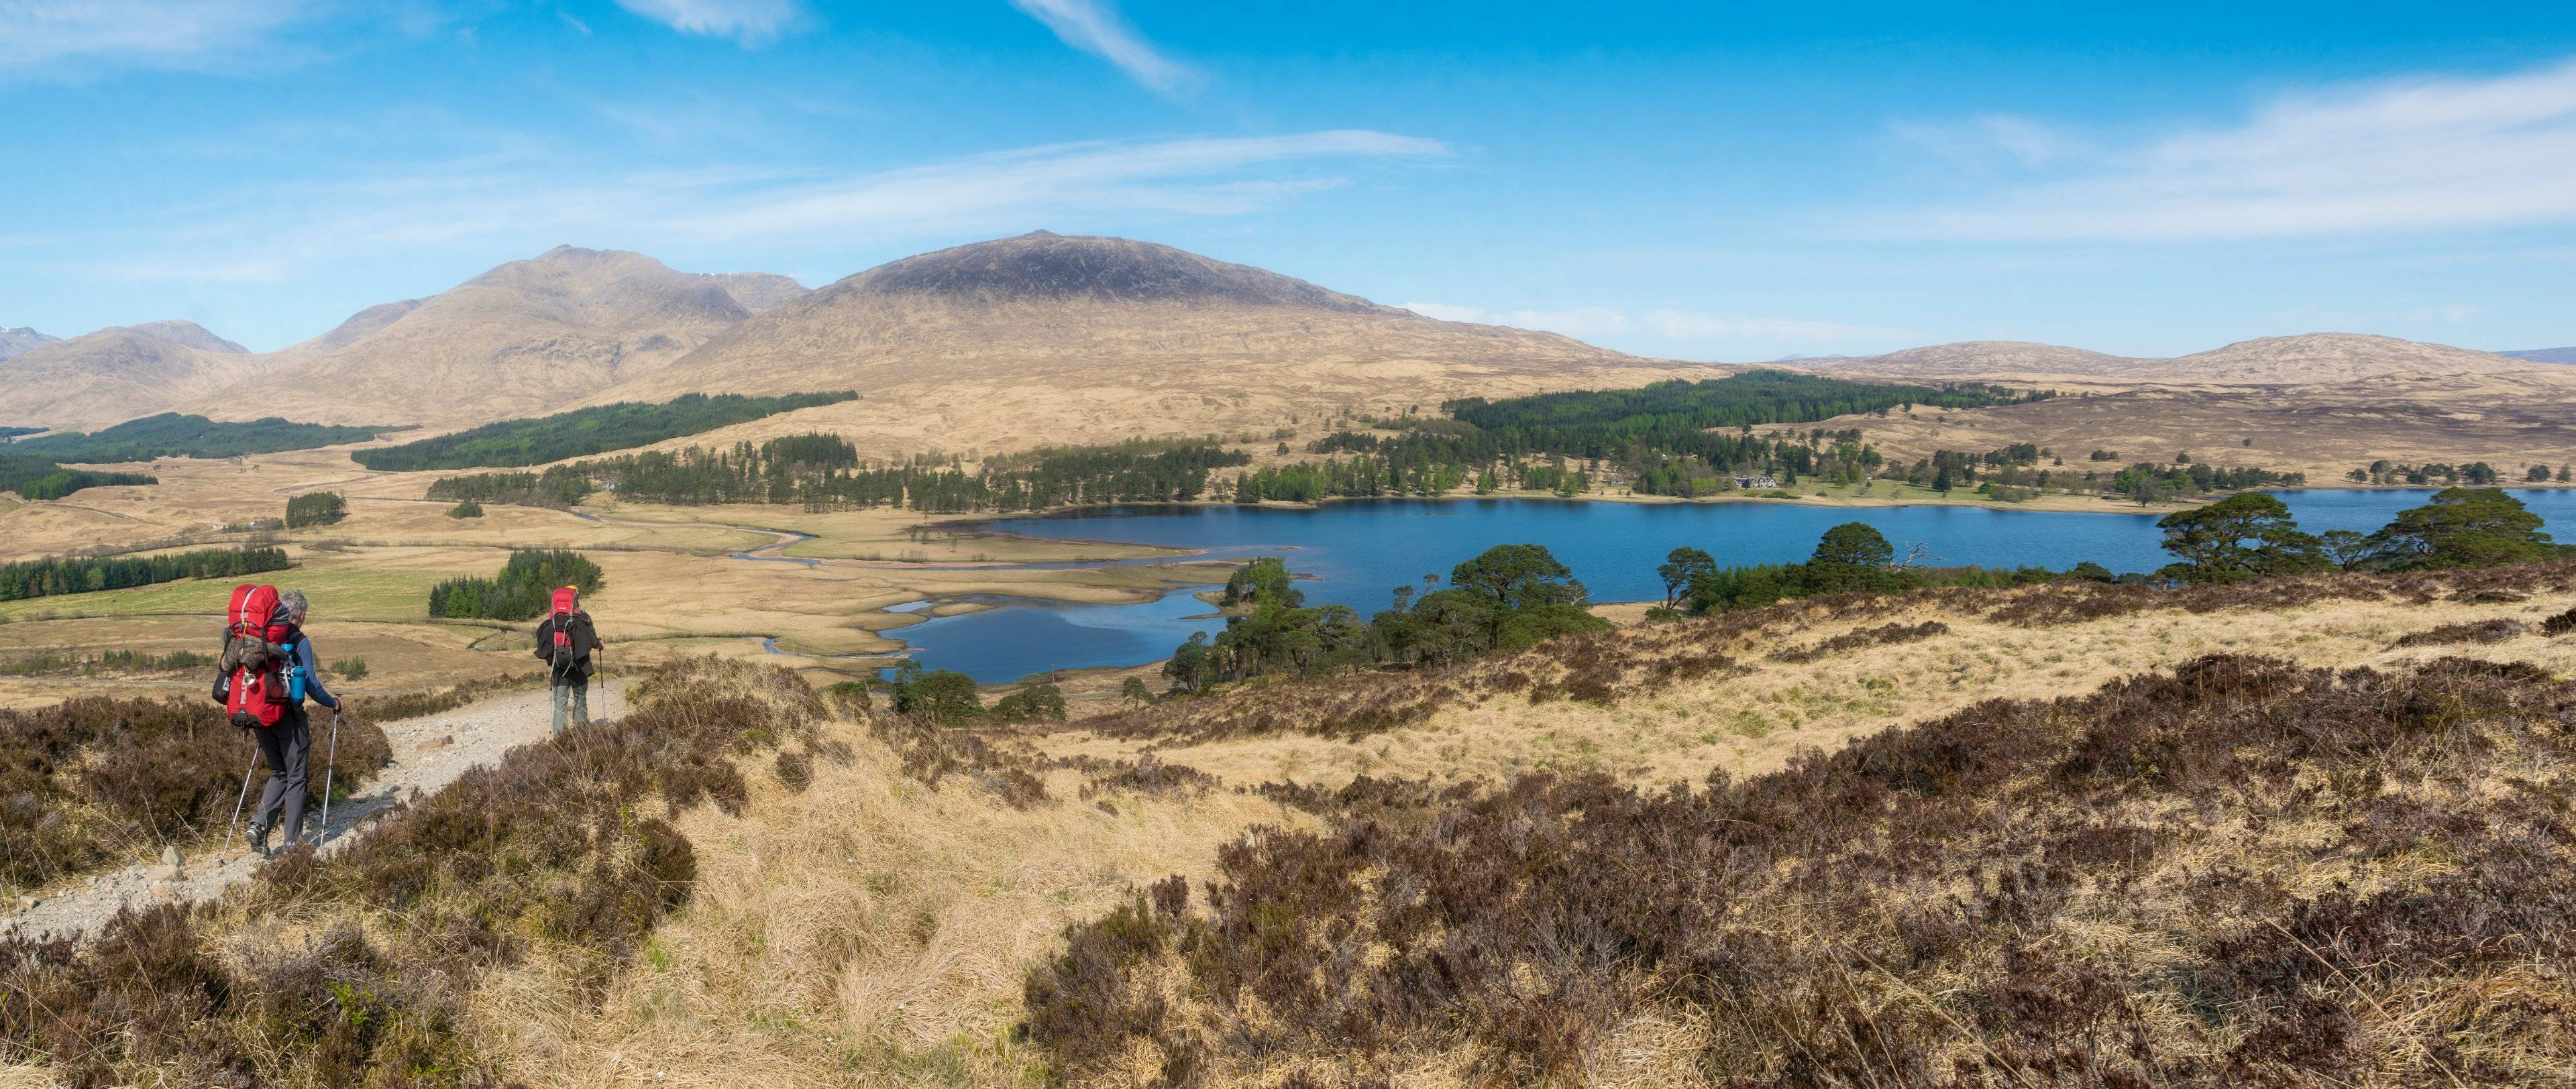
[250,710,312,846]
[551,682,590,735]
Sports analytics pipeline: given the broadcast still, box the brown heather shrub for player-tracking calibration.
[1075,563,2576,751]
[2394,618,2530,646]
[1984,559,2576,628]
[2545,606,2576,637]
[0,656,826,1088]
[0,697,392,889]
[1768,620,1951,664]
[1026,654,2576,1084]
[1075,754,1216,801]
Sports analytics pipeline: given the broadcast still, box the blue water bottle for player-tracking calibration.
[288,663,308,702]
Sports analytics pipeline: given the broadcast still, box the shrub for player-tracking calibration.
[445,498,483,518]
[990,683,1067,722]
[2394,618,2530,646]
[331,656,370,680]
[2545,607,2576,636]
[1029,655,2576,1083]
[0,697,392,888]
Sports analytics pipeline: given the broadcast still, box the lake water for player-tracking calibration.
[880,490,2576,683]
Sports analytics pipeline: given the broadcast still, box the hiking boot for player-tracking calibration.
[244,820,272,858]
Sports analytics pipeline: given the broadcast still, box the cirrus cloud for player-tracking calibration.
[1884,57,2576,241]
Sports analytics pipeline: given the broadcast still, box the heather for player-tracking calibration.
[1027,653,2576,1084]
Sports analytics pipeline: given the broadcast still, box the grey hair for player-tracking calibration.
[279,589,311,620]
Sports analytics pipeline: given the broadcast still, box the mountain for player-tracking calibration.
[597,232,1686,454]
[0,322,276,430]
[0,327,60,363]
[2502,347,2576,364]
[182,246,810,428]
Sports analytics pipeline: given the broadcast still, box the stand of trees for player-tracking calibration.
[0,453,155,500]
[1163,544,1612,691]
[1672,524,2069,615]
[0,547,290,602]
[424,466,596,508]
[1280,371,2045,501]
[457,436,1250,513]
[353,392,859,471]
[2157,488,2569,583]
[284,492,347,529]
[9,414,393,463]
[425,549,604,621]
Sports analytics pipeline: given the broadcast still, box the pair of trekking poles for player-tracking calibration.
[221,703,339,861]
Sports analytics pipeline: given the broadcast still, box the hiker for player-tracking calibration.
[532,587,599,734]
[243,588,339,856]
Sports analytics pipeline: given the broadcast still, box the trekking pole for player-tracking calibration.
[318,705,341,842]
[225,734,258,862]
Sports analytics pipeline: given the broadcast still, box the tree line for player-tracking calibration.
[427,435,1250,513]
[0,547,291,602]
[0,453,155,501]
[353,392,859,471]
[9,413,392,464]
[425,549,604,621]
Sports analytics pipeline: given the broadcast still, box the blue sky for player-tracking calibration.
[4,1,2573,359]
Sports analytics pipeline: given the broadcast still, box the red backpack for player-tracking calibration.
[551,587,578,651]
[219,583,295,728]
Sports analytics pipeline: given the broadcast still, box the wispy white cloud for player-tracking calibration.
[1884,58,2576,241]
[557,11,592,37]
[66,130,1448,282]
[612,0,806,47]
[1008,0,1202,96]
[0,0,317,71]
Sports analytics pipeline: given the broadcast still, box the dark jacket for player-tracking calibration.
[533,611,598,683]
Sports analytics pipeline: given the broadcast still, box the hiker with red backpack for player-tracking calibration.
[214,585,340,856]
[532,587,599,734]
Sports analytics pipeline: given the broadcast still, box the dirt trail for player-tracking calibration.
[1,680,631,943]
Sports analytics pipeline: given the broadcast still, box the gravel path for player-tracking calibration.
[3,679,631,943]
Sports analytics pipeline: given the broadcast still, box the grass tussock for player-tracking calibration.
[1026,654,2576,1085]
[1,697,392,890]
[0,656,822,1088]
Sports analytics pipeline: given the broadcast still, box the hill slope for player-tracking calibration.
[2505,346,2576,364]
[0,322,274,431]
[179,247,809,429]
[600,231,1695,457]
[0,327,60,363]
[1789,332,2576,479]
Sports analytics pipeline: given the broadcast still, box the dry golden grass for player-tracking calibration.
[470,712,1306,1086]
[433,568,2576,1086]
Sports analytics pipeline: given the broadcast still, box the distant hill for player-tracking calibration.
[0,327,58,363]
[597,231,1686,455]
[0,322,277,430]
[1784,331,2576,485]
[2502,347,2576,364]
[180,246,810,428]
[1800,333,2567,386]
